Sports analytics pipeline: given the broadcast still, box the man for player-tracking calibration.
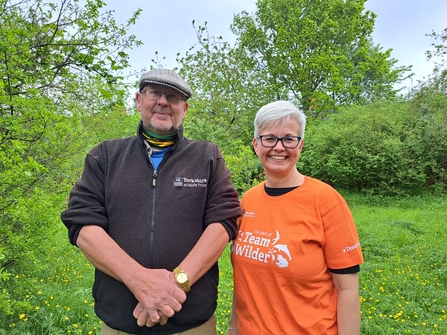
[61,68,240,335]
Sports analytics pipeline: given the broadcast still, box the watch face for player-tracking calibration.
[177,272,188,283]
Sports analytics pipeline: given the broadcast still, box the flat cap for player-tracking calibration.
[139,68,192,99]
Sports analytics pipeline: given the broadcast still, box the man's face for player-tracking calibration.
[136,84,188,134]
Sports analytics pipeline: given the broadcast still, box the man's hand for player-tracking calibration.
[75,226,187,328]
[133,302,169,327]
[128,268,186,327]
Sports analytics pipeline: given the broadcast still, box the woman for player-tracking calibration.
[228,101,363,335]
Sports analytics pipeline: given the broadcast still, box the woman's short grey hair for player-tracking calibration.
[254,100,306,139]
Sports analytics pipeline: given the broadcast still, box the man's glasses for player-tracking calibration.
[257,135,301,149]
[140,89,185,104]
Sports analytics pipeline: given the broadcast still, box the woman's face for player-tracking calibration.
[252,118,304,178]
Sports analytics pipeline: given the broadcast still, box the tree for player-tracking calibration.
[0,0,141,315]
[424,27,447,92]
[230,0,410,114]
[178,22,279,152]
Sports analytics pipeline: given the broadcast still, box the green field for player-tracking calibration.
[1,194,446,334]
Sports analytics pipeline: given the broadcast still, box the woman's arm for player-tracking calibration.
[332,272,361,335]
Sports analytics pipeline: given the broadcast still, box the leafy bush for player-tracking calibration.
[298,100,446,195]
[223,142,263,196]
[0,188,68,317]
[410,88,447,191]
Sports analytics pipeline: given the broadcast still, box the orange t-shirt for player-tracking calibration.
[231,177,363,335]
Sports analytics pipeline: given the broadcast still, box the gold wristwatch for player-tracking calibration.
[173,267,190,293]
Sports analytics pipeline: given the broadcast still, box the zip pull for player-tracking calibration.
[152,169,157,187]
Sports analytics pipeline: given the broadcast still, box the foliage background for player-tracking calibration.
[1,0,446,333]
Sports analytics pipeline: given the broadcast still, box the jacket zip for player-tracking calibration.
[151,169,160,334]
[145,140,173,273]
[145,143,157,268]
[150,169,157,268]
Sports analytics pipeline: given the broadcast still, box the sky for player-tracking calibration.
[103,0,447,91]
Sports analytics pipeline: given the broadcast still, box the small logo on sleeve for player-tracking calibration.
[343,241,361,253]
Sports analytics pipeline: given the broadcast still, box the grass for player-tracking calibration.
[1,193,446,334]
[348,193,447,334]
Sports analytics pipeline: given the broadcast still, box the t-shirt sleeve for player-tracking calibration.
[321,193,363,270]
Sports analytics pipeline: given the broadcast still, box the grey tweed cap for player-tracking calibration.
[139,68,192,99]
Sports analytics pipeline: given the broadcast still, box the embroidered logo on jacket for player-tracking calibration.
[173,177,207,188]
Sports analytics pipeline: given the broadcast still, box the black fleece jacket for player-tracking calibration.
[61,122,240,334]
